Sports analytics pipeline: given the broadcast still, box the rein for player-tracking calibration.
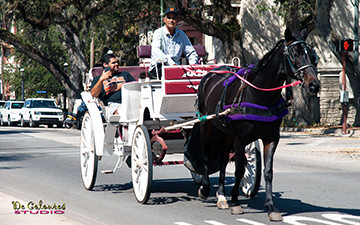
[214,69,301,91]
[181,66,301,91]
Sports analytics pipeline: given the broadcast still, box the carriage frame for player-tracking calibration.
[79,46,262,203]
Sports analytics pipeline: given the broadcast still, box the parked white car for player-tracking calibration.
[20,98,63,128]
[0,100,25,126]
[0,100,6,123]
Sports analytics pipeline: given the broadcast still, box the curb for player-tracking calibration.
[280,127,360,137]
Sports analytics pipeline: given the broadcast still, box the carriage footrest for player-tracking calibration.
[101,170,114,174]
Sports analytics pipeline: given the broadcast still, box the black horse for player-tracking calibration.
[185,28,320,221]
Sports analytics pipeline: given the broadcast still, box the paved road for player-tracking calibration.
[0,126,359,225]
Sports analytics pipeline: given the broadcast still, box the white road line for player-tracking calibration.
[204,220,227,225]
[299,138,328,150]
[174,222,193,225]
[322,214,360,225]
[236,218,267,225]
[283,215,343,225]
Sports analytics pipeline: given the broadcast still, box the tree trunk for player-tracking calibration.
[58,25,88,112]
[284,2,314,126]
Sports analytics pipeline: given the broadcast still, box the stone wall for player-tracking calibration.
[319,70,357,126]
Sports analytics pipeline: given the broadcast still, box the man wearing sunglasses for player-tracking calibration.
[148,7,198,78]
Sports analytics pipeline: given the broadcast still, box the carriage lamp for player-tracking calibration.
[339,39,354,52]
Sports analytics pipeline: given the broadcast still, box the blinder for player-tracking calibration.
[284,39,319,81]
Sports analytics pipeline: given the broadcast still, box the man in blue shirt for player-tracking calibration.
[90,53,135,115]
[149,7,198,77]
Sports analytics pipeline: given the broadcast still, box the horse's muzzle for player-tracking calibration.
[308,80,321,95]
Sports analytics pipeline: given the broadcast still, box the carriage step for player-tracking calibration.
[101,170,114,174]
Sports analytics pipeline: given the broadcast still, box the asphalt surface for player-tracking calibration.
[0,126,359,224]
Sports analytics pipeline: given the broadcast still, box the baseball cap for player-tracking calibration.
[164,7,179,17]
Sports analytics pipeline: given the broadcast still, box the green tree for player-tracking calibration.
[0,0,155,111]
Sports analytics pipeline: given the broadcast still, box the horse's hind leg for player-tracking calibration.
[230,138,245,214]
[263,140,283,221]
[198,164,210,199]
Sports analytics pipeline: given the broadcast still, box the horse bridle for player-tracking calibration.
[284,39,319,81]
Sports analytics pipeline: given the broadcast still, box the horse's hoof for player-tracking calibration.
[217,200,229,209]
[216,193,229,209]
[230,205,244,215]
[198,186,209,200]
[268,212,283,221]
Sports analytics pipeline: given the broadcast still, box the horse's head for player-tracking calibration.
[284,28,321,95]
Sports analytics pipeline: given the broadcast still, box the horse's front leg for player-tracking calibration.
[216,166,229,209]
[230,138,245,214]
[263,140,283,221]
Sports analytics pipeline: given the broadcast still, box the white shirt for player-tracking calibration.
[150,26,198,70]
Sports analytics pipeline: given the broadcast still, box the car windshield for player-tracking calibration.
[31,100,57,108]
[12,103,24,109]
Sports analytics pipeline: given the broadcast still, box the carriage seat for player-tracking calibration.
[136,45,207,63]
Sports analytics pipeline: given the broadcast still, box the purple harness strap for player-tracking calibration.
[223,98,288,122]
[223,64,254,87]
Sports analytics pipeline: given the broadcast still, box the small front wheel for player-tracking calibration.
[80,112,98,190]
[240,139,262,199]
[131,125,153,204]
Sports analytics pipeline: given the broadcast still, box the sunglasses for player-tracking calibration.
[166,16,178,20]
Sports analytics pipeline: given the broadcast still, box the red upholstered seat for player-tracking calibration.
[137,45,152,58]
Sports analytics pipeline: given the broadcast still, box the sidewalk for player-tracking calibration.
[280,126,360,137]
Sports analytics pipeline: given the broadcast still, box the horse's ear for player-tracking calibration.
[300,28,308,40]
[285,28,292,43]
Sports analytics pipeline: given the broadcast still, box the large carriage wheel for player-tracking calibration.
[131,125,153,204]
[240,139,262,199]
[80,112,98,190]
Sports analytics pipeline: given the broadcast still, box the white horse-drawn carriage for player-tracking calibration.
[79,45,262,204]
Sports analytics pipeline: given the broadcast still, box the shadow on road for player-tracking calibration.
[247,191,360,217]
[89,176,360,217]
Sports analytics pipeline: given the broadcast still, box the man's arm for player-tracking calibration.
[151,28,171,65]
[183,35,198,65]
[90,71,111,97]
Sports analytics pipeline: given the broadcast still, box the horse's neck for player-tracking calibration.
[243,51,287,106]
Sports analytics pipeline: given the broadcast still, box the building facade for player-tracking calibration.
[138,0,359,126]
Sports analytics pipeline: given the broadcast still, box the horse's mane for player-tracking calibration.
[253,39,285,69]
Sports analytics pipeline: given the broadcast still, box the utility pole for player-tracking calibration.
[1,44,3,100]
[90,36,94,68]
[355,0,359,66]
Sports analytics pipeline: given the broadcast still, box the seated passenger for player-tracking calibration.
[148,7,199,78]
[90,53,135,115]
